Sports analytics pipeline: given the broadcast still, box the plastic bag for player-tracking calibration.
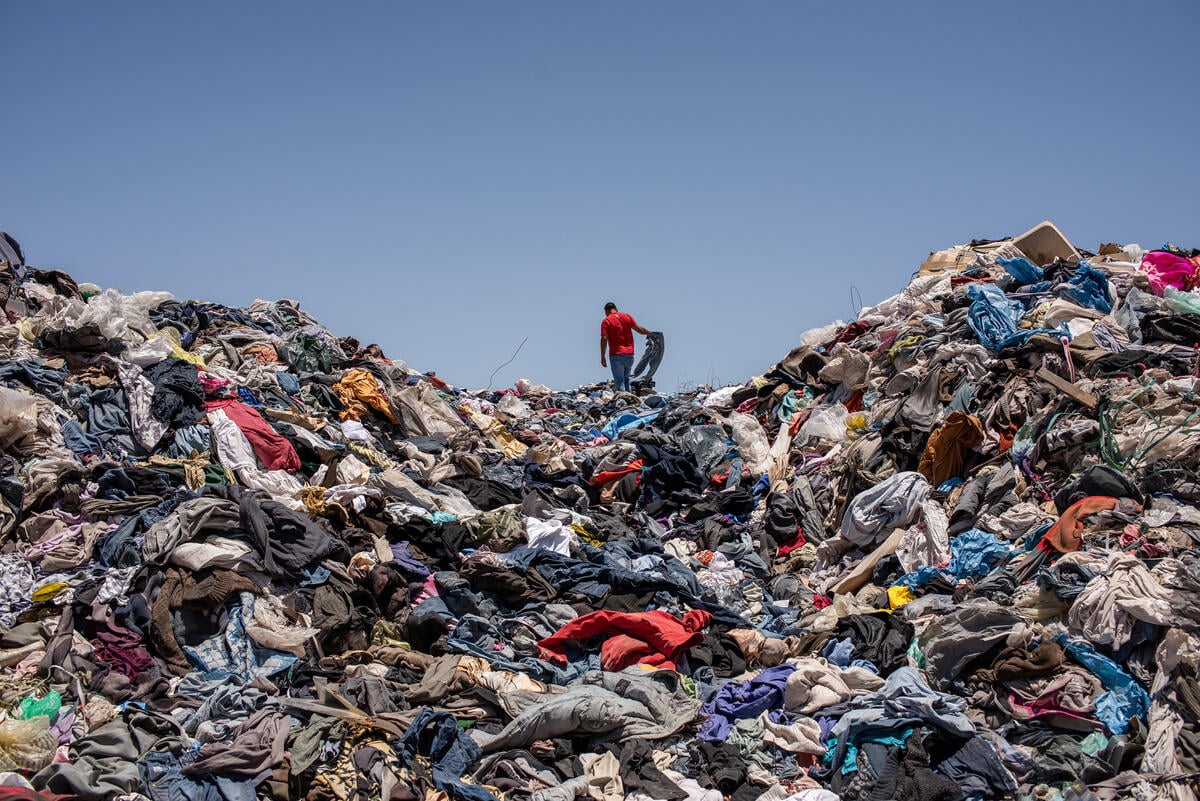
[0,386,39,450]
[728,413,771,477]
[15,691,61,722]
[1164,287,1200,316]
[77,288,172,340]
[496,394,532,420]
[681,424,729,474]
[798,321,844,348]
[799,403,849,442]
[121,335,175,367]
[998,256,1043,285]
[0,715,57,772]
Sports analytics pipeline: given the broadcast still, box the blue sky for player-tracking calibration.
[3,2,1198,390]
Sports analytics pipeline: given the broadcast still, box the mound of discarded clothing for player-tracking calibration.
[0,220,1197,801]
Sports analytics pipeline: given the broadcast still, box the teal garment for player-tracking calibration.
[777,390,799,423]
[825,726,915,774]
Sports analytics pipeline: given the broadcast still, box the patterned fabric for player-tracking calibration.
[0,553,35,628]
[183,592,296,680]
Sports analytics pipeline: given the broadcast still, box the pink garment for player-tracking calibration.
[1142,251,1198,295]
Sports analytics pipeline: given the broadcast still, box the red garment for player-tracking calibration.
[777,528,807,557]
[0,790,73,801]
[206,399,301,472]
[538,609,712,672]
[832,320,874,345]
[589,459,643,488]
[734,397,760,415]
[601,312,638,356]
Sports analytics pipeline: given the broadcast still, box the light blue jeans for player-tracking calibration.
[610,353,634,392]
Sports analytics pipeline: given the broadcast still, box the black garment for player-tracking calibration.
[441,476,523,511]
[206,485,345,580]
[687,631,748,678]
[1053,464,1143,513]
[1141,312,1200,345]
[681,486,756,521]
[861,733,964,801]
[1089,347,1195,376]
[948,462,1019,536]
[1005,726,1120,785]
[834,612,914,675]
[688,741,761,799]
[607,739,687,800]
[933,735,1018,799]
[0,231,23,267]
[459,560,556,606]
[766,344,829,386]
[93,464,178,499]
[40,323,119,355]
[764,475,828,545]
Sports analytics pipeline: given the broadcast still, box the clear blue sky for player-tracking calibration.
[3,2,1198,391]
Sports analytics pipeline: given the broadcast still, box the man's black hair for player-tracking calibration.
[604,302,617,313]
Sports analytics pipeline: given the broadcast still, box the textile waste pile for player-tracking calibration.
[0,223,1196,801]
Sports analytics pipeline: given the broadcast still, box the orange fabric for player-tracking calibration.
[242,344,281,364]
[333,369,399,423]
[589,459,643,487]
[1042,496,1119,553]
[918,412,985,485]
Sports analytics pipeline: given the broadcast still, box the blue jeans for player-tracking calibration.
[609,353,634,392]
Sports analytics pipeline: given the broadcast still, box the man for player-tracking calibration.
[600,301,652,393]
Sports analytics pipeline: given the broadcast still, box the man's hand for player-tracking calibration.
[601,357,607,368]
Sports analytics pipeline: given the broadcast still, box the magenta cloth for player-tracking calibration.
[205,399,301,471]
[1142,251,1197,295]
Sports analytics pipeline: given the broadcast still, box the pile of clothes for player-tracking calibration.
[0,222,1196,801]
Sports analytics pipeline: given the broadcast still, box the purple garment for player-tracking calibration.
[818,715,837,742]
[698,664,795,741]
[89,603,154,679]
[390,541,431,577]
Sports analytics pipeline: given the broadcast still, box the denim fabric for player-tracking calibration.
[610,353,634,392]
[140,749,256,801]
[399,709,498,801]
[60,419,105,459]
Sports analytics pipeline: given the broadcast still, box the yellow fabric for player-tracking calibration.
[463,408,526,458]
[154,328,206,366]
[573,523,604,547]
[887,585,916,609]
[333,369,398,423]
[31,582,68,603]
[148,451,211,490]
[295,486,349,523]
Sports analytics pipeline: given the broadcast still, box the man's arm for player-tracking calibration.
[600,334,607,367]
[633,324,652,336]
